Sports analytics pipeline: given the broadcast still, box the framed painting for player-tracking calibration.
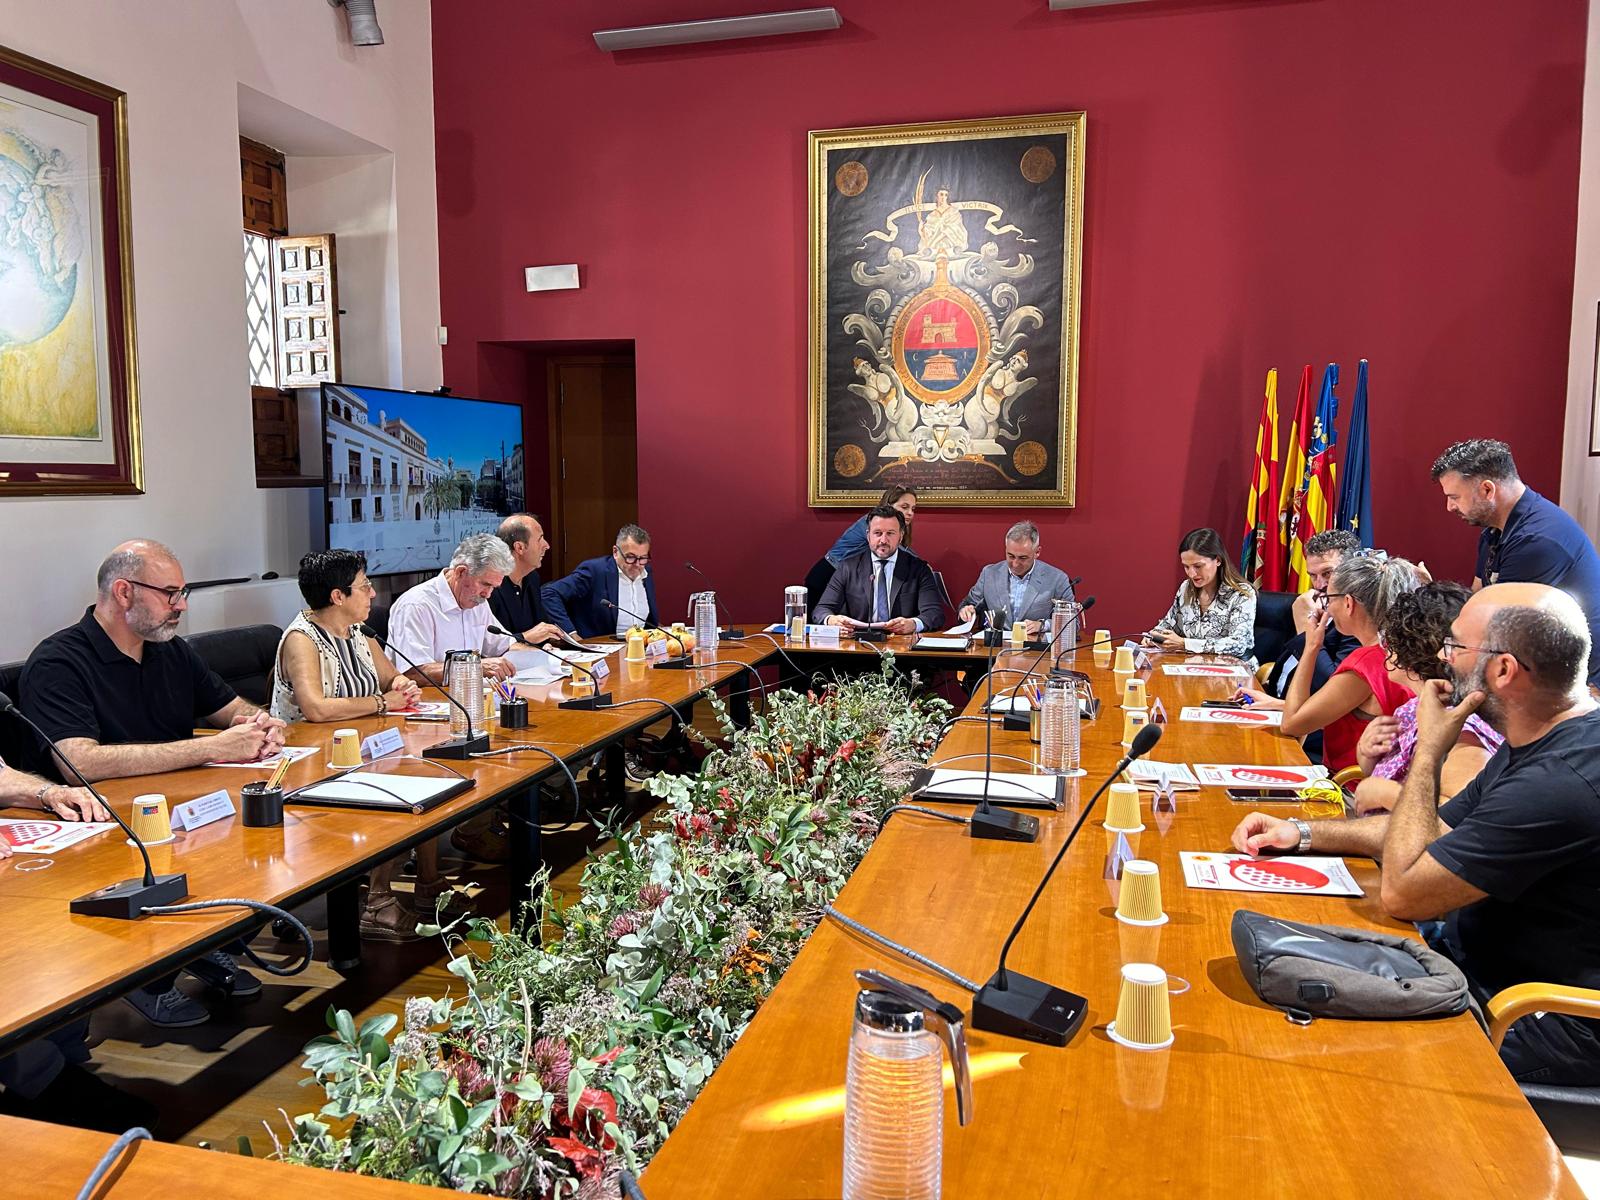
[809,112,1084,507]
[0,44,141,496]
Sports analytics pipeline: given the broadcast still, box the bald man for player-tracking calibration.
[1232,583,1600,1084]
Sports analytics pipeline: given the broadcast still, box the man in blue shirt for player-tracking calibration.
[1433,439,1600,687]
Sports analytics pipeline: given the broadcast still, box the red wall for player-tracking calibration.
[432,0,1585,631]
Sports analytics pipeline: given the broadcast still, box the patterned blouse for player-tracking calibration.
[1153,583,1258,666]
[270,611,384,722]
[1372,695,1504,782]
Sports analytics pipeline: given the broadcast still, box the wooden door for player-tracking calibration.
[546,357,638,578]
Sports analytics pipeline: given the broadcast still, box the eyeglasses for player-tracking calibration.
[121,579,191,605]
[614,548,651,566]
[1317,591,1350,603]
[1440,636,1524,667]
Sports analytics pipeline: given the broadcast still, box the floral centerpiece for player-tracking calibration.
[277,658,949,1197]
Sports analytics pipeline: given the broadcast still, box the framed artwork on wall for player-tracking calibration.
[1591,300,1600,457]
[808,112,1084,507]
[0,44,141,496]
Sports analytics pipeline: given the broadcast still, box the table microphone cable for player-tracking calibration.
[824,903,982,994]
[136,898,314,976]
[76,1126,152,1200]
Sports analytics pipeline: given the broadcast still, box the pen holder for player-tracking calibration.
[499,698,530,729]
[240,782,284,828]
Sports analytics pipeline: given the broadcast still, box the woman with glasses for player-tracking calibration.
[1243,553,1422,772]
[272,549,460,942]
[1145,527,1258,665]
[1350,581,1504,813]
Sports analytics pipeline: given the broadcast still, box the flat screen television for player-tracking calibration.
[321,383,525,577]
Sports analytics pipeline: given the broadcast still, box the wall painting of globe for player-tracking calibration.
[0,45,140,496]
[808,113,1083,507]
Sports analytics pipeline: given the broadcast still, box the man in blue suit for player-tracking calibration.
[542,523,660,638]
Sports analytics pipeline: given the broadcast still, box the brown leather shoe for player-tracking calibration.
[359,892,422,942]
[450,822,509,864]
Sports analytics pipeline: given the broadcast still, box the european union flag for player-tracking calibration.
[1339,360,1374,548]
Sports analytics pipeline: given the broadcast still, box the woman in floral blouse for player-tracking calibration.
[1147,527,1259,666]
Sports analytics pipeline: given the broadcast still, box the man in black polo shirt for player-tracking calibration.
[490,513,567,645]
[21,540,287,1028]
[1232,583,1600,1084]
[1432,439,1600,688]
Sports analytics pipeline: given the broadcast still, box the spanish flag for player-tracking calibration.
[1277,365,1314,589]
[1240,369,1283,590]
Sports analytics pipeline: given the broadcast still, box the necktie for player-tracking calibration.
[873,559,889,624]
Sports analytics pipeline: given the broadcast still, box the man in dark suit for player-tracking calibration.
[541,523,660,638]
[814,505,944,634]
[490,514,566,645]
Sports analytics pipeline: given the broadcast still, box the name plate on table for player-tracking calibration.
[806,623,842,644]
[172,789,236,832]
[362,728,405,760]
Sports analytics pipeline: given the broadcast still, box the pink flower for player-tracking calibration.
[608,911,642,939]
[637,883,669,909]
[690,813,712,836]
[531,1035,572,1094]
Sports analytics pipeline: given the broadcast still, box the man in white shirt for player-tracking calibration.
[388,533,519,684]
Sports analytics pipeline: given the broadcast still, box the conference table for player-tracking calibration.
[0,631,1580,1196]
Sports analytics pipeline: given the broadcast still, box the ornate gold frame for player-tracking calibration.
[808,111,1084,507]
[0,43,142,496]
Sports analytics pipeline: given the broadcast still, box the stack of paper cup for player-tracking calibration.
[1115,859,1168,926]
[1108,962,1175,1051]
[1122,677,1148,710]
[1104,782,1144,833]
[1113,645,1136,675]
[1092,629,1113,669]
[129,794,175,846]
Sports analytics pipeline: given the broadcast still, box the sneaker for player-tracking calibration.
[122,985,209,1028]
[0,1064,158,1134]
[359,892,422,942]
[184,949,262,998]
[623,749,656,783]
[450,822,509,864]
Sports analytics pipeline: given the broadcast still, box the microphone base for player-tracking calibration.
[651,658,697,670]
[559,692,614,710]
[970,806,1040,842]
[855,628,890,642]
[971,970,1089,1046]
[70,872,189,921]
[1002,713,1030,732]
[423,732,492,760]
[719,627,746,640]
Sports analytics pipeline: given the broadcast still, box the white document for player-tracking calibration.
[293,770,461,809]
[1123,761,1200,790]
[1179,852,1363,897]
[0,817,117,854]
[915,636,970,651]
[206,744,318,770]
[1194,763,1329,788]
[944,616,976,635]
[918,769,1058,805]
[1178,706,1283,728]
[984,693,1093,716]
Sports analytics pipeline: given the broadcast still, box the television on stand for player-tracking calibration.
[321,383,526,577]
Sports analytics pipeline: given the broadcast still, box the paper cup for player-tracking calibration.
[1092,629,1113,667]
[1122,677,1148,710]
[1113,645,1136,674]
[1104,782,1144,833]
[1120,708,1148,747]
[1115,860,1168,926]
[128,793,175,846]
[1109,962,1175,1051]
[331,728,362,769]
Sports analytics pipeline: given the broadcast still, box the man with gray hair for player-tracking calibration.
[1432,438,1600,686]
[388,531,518,686]
[957,520,1077,636]
[1232,583,1600,1083]
[542,523,660,639]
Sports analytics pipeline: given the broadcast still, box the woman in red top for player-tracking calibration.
[1274,553,1421,772]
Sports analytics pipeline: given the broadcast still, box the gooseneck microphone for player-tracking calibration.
[485,624,612,710]
[0,691,188,919]
[601,598,693,669]
[359,625,489,759]
[969,620,1039,843]
[683,561,745,640]
[971,721,1164,1045]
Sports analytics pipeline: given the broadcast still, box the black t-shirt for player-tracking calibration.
[489,570,544,639]
[20,608,237,754]
[1431,709,1600,997]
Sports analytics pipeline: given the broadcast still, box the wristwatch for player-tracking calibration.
[34,784,54,808]
[1289,817,1313,854]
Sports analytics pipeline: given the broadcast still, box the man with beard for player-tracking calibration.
[1432,439,1600,687]
[20,540,288,1028]
[1231,583,1600,1083]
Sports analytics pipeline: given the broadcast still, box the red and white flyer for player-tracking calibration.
[1161,663,1250,678]
[1179,851,1363,896]
[1178,706,1283,728]
[1194,763,1329,788]
[0,818,116,854]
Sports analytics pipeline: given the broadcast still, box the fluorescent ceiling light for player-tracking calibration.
[594,7,842,51]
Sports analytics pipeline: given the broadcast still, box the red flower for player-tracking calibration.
[836,738,858,762]
[547,1135,606,1178]
[717,786,732,802]
[673,815,691,840]
[572,1085,620,1146]
[592,1045,623,1066]
[690,813,712,836]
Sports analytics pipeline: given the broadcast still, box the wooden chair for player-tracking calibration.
[1488,982,1600,1153]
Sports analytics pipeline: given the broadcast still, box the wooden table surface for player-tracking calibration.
[641,647,1580,1199]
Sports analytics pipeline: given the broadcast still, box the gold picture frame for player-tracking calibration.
[0,43,142,496]
[808,112,1084,507]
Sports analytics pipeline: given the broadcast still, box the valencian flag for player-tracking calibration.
[1287,363,1340,589]
[1277,365,1315,589]
[1240,369,1284,589]
[1338,359,1373,548]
